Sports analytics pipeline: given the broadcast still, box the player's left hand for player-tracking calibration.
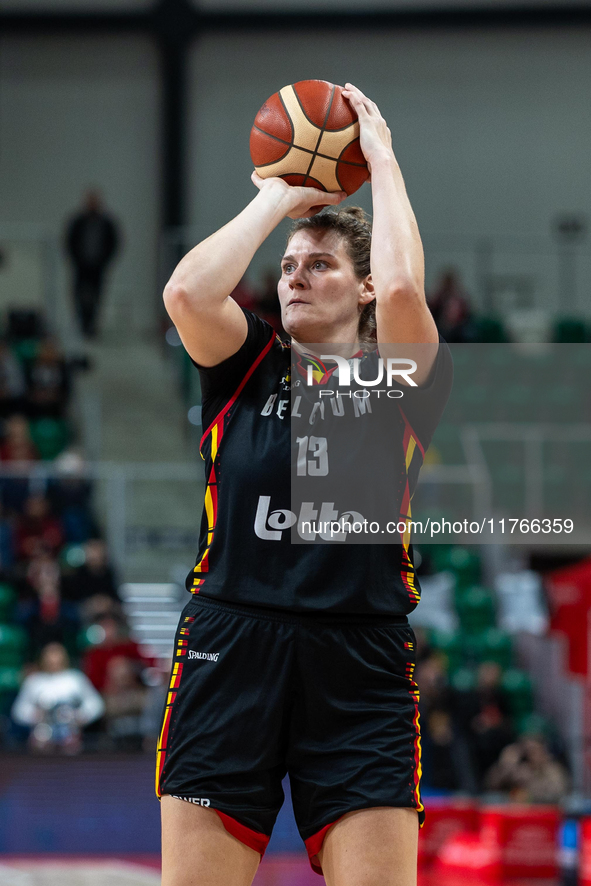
[342,83,394,172]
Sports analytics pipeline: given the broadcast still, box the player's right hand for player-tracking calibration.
[251,171,346,219]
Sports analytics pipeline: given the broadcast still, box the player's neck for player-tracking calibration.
[291,339,361,360]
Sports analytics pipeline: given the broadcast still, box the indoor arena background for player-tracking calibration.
[1,0,591,882]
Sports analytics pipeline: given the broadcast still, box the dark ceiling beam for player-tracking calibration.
[2,4,591,33]
[202,4,591,28]
[0,11,145,33]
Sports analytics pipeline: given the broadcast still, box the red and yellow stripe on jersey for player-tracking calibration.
[406,659,424,820]
[155,614,195,796]
[190,332,276,593]
[397,408,425,608]
[155,660,184,796]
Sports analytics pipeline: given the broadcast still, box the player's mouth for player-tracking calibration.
[288,298,309,306]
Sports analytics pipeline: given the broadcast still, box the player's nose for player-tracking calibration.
[289,267,309,289]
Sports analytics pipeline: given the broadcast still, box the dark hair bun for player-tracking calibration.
[337,205,371,225]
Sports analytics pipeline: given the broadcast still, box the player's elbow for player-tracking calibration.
[163,282,192,320]
[381,279,425,306]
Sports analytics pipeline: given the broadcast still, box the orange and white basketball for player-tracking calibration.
[250,80,369,196]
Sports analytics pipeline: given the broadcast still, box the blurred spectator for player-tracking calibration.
[25,340,70,419]
[78,591,122,631]
[0,341,26,418]
[141,657,172,751]
[417,655,475,792]
[83,613,151,692]
[6,309,44,341]
[417,654,450,717]
[453,661,514,788]
[257,269,283,334]
[65,189,120,339]
[486,733,570,803]
[17,553,80,659]
[0,500,14,574]
[62,538,118,603]
[11,641,104,753]
[229,276,258,311]
[103,655,147,751]
[15,495,64,561]
[428,269,474,342]
[422,709,461,791]
[26,551,61,597]
[413,626,433,664]
[0,414,39,462]
[48,450,97,543]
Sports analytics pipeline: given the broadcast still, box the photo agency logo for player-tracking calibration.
[304,354,418,397]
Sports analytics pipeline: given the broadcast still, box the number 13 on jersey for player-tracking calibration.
[296,436,329,476]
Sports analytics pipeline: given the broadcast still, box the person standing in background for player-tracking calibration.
[65,190,120,339]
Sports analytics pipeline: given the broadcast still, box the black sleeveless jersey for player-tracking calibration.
[186,309,453,615]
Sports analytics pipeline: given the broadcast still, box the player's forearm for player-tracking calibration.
[164,186,290,309]
[369,153,425,300]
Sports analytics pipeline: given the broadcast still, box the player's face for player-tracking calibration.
[279,229,368,343]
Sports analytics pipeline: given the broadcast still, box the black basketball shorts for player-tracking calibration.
[156,594,424,875]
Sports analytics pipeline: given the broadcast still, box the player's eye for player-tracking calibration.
[282,263,295,273]
[313,261,327,270]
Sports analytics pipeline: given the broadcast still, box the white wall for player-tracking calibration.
[188,27,591,314]
[0,35,160,337]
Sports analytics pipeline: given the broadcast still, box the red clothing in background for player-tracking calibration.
[83,640,152,691]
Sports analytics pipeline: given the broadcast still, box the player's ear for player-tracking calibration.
[359,274,375,305]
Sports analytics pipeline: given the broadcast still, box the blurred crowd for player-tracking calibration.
[0,307,168,755]
[415,629,570,803]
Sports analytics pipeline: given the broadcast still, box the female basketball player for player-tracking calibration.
[157,83,452,886]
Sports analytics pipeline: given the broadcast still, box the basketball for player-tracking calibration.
[250,80,370,196]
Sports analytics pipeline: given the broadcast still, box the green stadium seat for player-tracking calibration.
[429,424,464,464]
[553,317,589,343]
[449,666,476,693]
[502,668,534,717]
[29,417,69,460]
[11,338,40,365]
[0,583,16,622]
[463,628,513,668]
[0,665,21,692]
[473,316,510,343]
[427,544,455,573]
[432,546,481,589]
[428,629,464,672]
[456,585,496,633]
[0,666,21,715]
[0,624,28,668]
[516,712,551,738]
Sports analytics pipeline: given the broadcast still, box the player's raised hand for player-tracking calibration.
[251,171,346,219]
[342,83,394,171]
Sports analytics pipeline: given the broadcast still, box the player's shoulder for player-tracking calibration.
[241,308,290,360]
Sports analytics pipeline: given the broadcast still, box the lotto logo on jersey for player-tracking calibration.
[254,495,364,541]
